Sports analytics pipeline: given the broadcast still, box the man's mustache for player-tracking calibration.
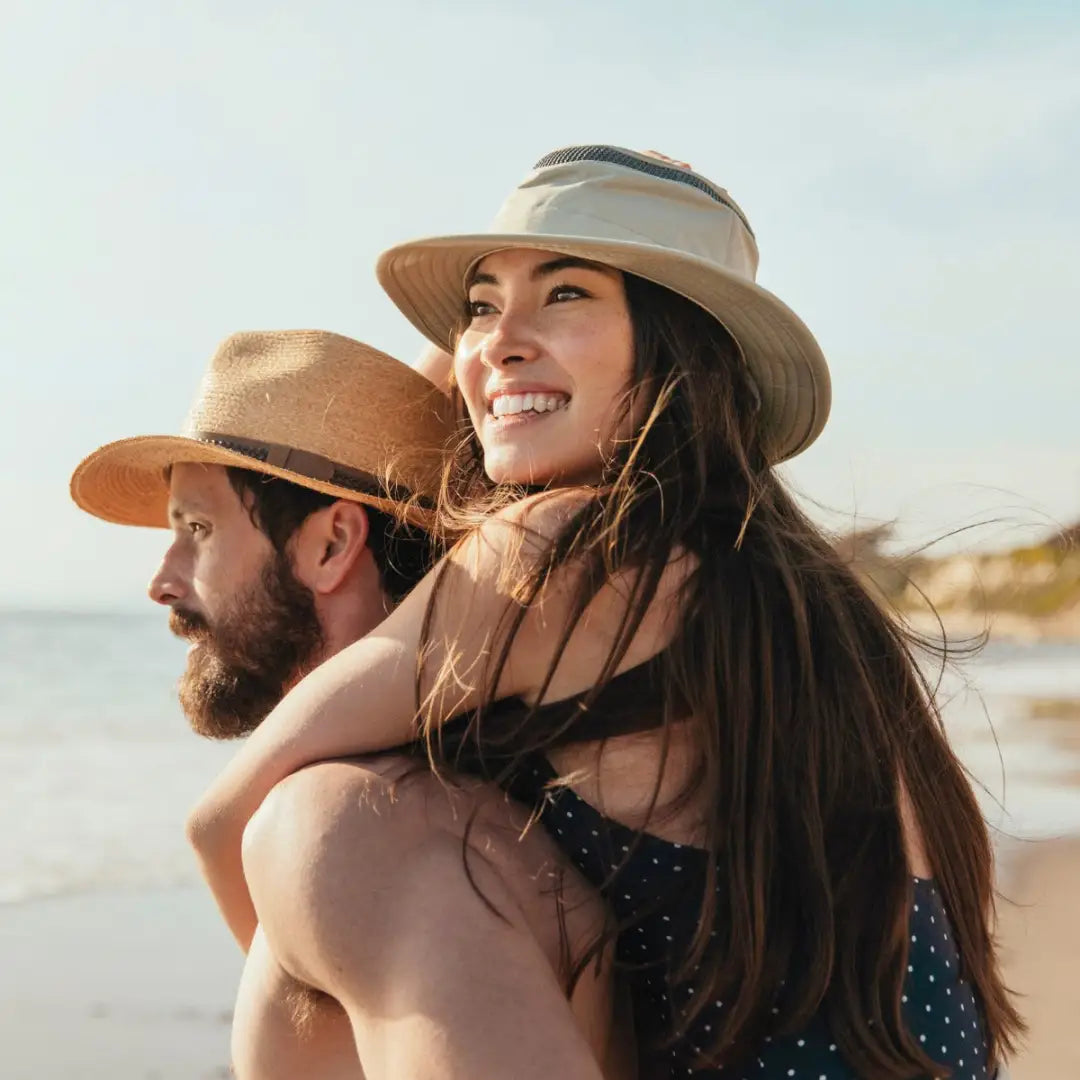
[169,607,211,642]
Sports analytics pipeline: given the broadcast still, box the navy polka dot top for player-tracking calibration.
[504,753,993,1079]
[443,661,995,1078]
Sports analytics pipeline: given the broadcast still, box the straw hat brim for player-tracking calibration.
[70,434,435,530]
[377,233,831,463]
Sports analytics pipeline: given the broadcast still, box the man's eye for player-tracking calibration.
[188,522,208,537]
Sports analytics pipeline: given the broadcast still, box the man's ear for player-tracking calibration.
[290,501,371,595]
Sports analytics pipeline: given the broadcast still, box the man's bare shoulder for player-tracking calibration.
[247,754,568,873]
[242,755,608,995]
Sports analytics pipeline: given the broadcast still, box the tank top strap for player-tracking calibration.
[437,653,673,776]
[524,653,669,742]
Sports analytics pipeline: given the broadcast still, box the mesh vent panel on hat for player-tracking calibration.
[532,145,755,237]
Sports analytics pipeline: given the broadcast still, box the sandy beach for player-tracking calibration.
[0,887,241,1080]
[997,838,1080,1079]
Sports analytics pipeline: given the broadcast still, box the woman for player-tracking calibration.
[191,146,1022,1078]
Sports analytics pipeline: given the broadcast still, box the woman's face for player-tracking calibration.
[454,248,636,486]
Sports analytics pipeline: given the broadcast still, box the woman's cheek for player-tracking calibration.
[467,400,487,436]
[453,361,484,427]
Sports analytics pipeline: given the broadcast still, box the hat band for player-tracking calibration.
[193,431,432,509]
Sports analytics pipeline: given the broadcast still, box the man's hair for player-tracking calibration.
[225,467,433,604]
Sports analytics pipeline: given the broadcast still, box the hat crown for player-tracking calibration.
[488,146,760,282]
[70,330,452,530]
[182,330,451,496]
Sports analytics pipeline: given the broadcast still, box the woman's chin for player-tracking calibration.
[483,460,605,490]
[483,449,557,488]
[485,464,548,487]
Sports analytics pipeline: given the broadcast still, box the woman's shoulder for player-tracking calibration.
[433,487,686,705]
[442,488,593,578]
[481,487,597,544]
[470,487,694,593]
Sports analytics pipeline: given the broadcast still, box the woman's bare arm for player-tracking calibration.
[186,492,681,947]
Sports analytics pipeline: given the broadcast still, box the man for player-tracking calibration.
[70,330,625,1078]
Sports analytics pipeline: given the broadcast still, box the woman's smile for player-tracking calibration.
[484,385,572,441]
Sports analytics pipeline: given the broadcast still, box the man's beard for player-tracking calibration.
[169,553,324,739]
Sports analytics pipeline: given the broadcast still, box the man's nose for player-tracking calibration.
[147,551,187,607]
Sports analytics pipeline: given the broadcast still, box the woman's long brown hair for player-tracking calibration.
[418,271,1024,1077]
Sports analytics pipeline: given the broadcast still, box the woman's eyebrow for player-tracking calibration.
[466,255,617,289]
[466,270,498,289]
[530,255,615,281]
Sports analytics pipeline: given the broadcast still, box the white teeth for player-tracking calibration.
[490,392,569,418]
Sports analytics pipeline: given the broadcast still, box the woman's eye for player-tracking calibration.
[467,298,497,318]
[550,284,588,303]
[188,521,208,537]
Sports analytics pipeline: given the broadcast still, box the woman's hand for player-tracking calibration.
[413,342,455,393]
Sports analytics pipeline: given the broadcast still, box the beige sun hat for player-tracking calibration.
[377,145,831,463]
[70,330,453,529]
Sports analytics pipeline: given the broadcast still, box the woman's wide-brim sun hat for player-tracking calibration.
[71,331,453,529]
[377,145,831,463]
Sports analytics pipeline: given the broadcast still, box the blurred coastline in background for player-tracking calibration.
[849,518,1080,642]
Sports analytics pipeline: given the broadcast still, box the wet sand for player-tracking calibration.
[997,838,1080,1079]
[0,887,240,1079]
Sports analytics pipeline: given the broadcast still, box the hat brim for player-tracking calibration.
[377,233,831,463]
[71,435,435,530]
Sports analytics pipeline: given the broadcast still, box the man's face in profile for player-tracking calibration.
[148,463,323,738]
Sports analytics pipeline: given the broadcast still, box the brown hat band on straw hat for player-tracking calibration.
[192,432,431,508]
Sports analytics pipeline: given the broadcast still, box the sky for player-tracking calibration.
[1,0,1078,610]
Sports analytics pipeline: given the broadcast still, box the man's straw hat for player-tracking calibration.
[71,330,452,528]
[377,145,831,462]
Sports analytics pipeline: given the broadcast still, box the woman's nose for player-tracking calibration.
[479,308,542,369]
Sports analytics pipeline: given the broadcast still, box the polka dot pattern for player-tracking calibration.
[506,754,994,1079]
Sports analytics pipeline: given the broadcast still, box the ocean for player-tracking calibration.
[2,611,1080,906]
[0,611,234,904]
